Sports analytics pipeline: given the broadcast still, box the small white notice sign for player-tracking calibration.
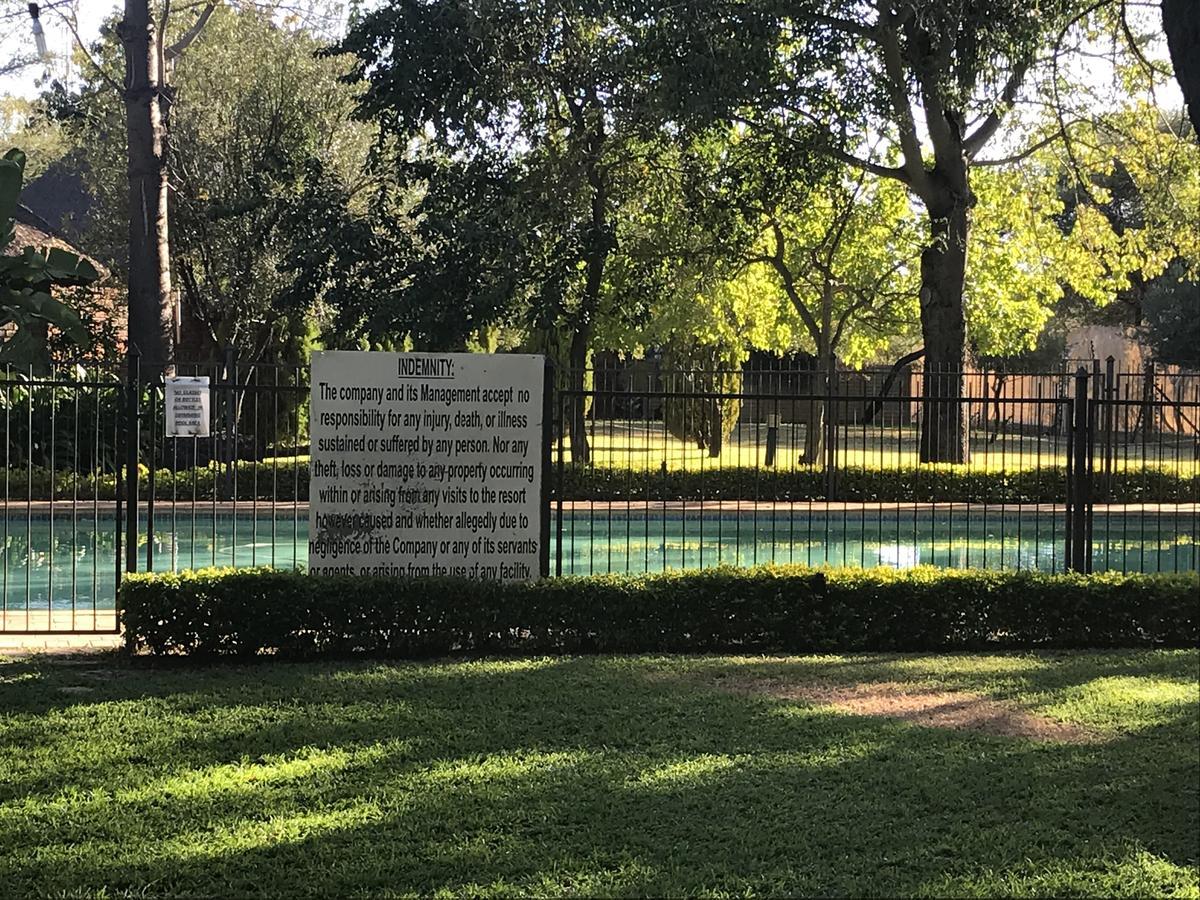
[165,376,210,437]
[309,351,546,581]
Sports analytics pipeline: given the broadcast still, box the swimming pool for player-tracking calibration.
[1,505,1195,614]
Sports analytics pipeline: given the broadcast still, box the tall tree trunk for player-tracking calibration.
[566,321,592,465]
[801,380,825,465]
[1163,0,1200,138]
[120,0,174,368]
[917,186,971,464]
[800,332,833,467]
[567,148,610,468]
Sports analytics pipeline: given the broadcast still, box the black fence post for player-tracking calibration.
[1068,367,1092,573]
[539,358,553,579]
[1103,355,1116,489]
[224,345,237,501]
[124,349,140,574]
[823,366,838,499]
[1086,370,1096,573]
[146,366,157,575]
[555,385,565,578]
[1140,360,1155,456]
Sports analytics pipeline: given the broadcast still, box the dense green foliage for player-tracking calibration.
[47,5,369,364]
[120,565,1198,658]
[2,651,1196,896]
[660,342,743,456]
[557,464,1200,504]
[1144,266,1200,369]
[0,148,96,369]
[9,1,1196,378]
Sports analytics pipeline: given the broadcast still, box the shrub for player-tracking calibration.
[5,461,1196,504]
[120,565,1198,658]
[661,342,742,457]
[556,465,1198,504]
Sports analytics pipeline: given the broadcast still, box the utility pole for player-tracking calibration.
[119,0,174,369]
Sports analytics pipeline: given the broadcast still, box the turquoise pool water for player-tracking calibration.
[1,508,1195,612]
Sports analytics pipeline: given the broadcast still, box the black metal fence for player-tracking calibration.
[1,351,1196,634]
[552,359,1198,577]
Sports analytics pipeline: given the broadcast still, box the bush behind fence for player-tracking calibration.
[4,461,1197,505]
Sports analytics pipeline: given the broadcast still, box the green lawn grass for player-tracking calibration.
[265,422,1198,475]
[562,423,1200,475]
[1,651,1197,897]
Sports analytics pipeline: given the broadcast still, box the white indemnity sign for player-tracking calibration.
[308,351,546,581]
[164,376,210,437]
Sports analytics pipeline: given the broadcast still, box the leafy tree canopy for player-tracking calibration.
[43,2,371,362]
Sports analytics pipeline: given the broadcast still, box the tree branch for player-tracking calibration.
[963,61,1031,159]
[809,12,877,41]
[863,347,925,424]
[1050,0,1113,205]
[731,114,909,184]
[165,0,219,61]
[763,219,824,345]
[51,6,123,94]
[875,4,928,192]
[972,122,1084,166]
[820,169,869,269]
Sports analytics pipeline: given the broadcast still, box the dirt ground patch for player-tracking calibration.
[717,677,1100,743]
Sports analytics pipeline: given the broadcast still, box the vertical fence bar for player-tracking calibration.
[1102,356,1115,571]
[824,362,837,500]
[1088,360,1100,574]
[48,368,55,627]
[1068,367,1091,572]
[555,387,565,577]
[114,376,123,601]
[124,350,140,574]
[2,369,8,625]
[146,371,157,574]
[1103,356,1115,486]
[540,359,553,579]
[226,346,238,560]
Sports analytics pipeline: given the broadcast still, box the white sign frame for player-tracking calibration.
[164,376,211,438]
[308,351,548,582]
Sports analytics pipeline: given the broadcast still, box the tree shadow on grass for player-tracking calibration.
[0,654,1196,896]
[2,649,1195,717]
[663,649,1200,696]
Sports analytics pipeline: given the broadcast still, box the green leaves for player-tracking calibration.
[0,148,27,249]
[0,288,89,347]
[0,146,96,369]
[119,565,1198,658]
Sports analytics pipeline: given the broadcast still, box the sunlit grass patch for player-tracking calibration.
[0,651,1196,897]
[555,424,1200,476]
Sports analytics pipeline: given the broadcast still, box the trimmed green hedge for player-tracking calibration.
[1,462,308,503]
[559,465,1199,504]
[120,566,1199,658]
[9,462,1198,504]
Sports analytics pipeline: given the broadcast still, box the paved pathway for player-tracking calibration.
[0,610,121,654]
[0,633,122,654]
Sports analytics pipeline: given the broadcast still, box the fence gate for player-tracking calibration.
[119,350,311,583]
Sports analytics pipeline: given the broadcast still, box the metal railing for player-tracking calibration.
[551,360,1198,578]
[1,351,1197,634]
